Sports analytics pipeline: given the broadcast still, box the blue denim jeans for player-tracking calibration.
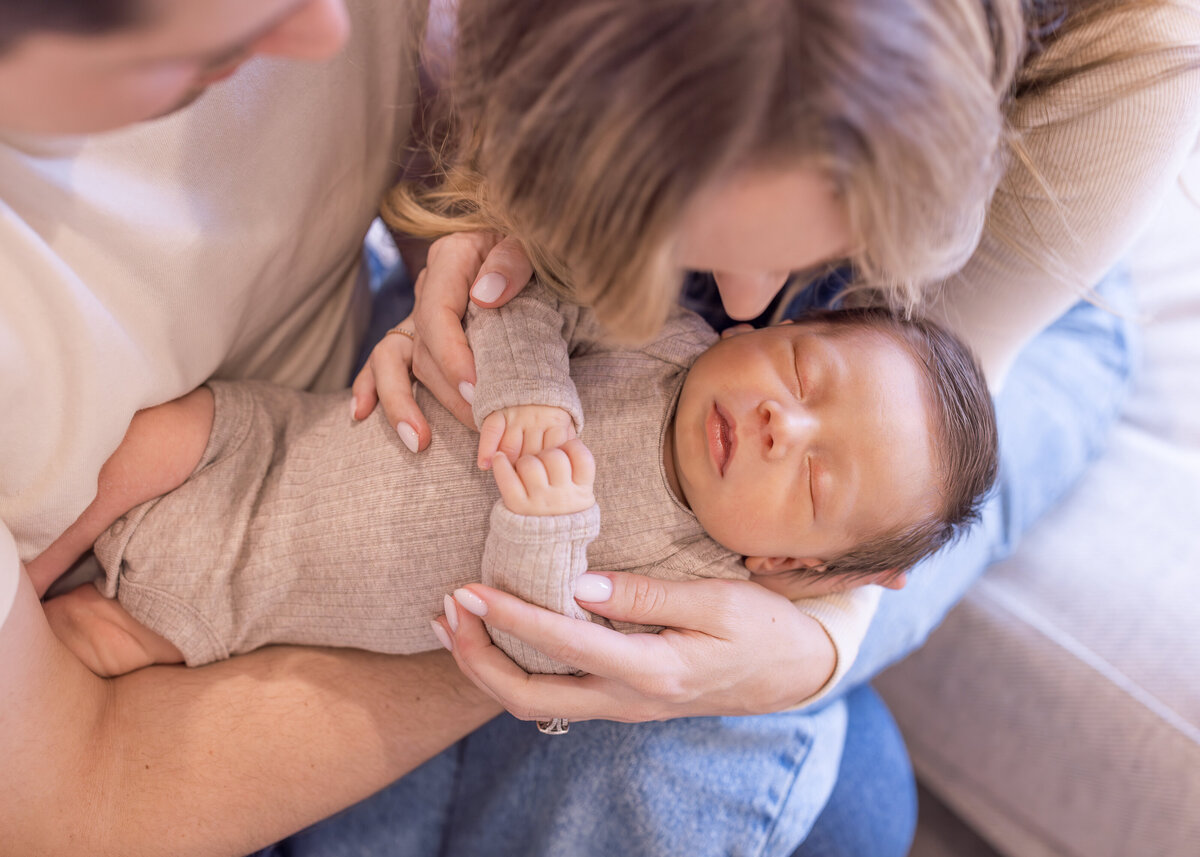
[251,268,1135,857]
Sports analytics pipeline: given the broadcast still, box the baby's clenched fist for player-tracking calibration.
[491,438,596,516]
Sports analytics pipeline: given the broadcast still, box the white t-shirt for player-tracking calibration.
[0,0,423,621]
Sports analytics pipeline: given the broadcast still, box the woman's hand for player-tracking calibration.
[433,573,838,722]
[352,306,431,451]
[351,232,533,449]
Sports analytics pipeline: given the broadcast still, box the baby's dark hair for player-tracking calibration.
[796,307,998,583]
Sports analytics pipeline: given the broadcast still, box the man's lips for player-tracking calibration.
[706,404,736,476]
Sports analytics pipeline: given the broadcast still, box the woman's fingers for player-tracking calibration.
[442,597,663,722]
[470,236,534,307]
[411,309,478,427]
[449,584,687,687]
[349,361,379,421]
[412,235,489,425]
[574,572,757,638]
[364,328,432,452]
[410,232,534,426]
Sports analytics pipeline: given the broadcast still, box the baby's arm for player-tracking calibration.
[481,439,600,675]
[466,281,587,443]
[32,387,213,675]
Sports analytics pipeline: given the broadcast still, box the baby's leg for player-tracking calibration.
[43,583,184,676]
[27,387,215,597]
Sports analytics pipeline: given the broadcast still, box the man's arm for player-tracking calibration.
[2,564,499,857]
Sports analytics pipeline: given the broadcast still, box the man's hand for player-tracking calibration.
[477,405,576,469]
[491,438,595,517]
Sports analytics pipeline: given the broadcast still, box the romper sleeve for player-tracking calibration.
[480,500,601,675]
[466,281,589,432]
[928,5,1200,386]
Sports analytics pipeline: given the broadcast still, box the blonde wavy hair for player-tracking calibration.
[382,0,1191,341]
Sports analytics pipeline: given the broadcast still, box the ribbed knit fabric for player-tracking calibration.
[482,503,601,675]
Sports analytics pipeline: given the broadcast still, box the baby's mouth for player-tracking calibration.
[708,404,735,476]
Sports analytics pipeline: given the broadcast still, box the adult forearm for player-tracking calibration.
[101,646,497,857]
[18,636,497,857]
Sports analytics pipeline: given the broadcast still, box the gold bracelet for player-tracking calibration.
[386,326,417,342]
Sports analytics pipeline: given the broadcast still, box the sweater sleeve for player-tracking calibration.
[466,281,587,432]
[928,5,1200,387]
[480,500,602,675]
[789,585,882,708]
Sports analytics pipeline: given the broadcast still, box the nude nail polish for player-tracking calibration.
[431,620,453,652]
[454,588,488,617]
[397,422,419,453]
[471,272,506,303]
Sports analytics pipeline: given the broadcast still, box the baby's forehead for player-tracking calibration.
[772,315,907,351]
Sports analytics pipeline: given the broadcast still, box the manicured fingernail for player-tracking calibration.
[431,620,453,651]
[397,422,419,453]
[454,587,488,617]
[350,395,359,421]
[458,381,475,405]
[471,272,506,303]
[443,593,459,632]
[575,573,613,602]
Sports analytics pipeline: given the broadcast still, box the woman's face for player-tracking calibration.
[673,166,852,320]
[0,0,350,135]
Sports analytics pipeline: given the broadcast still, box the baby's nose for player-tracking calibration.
[759,399,815,459]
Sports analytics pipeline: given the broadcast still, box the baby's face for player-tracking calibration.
[667,321,938,574]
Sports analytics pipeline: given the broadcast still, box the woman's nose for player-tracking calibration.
[758,399,815,459]
[713,271,791,321]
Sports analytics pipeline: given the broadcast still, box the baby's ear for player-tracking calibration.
[743,555,823,574]
[873,569,908,590]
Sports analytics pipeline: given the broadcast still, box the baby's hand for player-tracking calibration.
[477,405,576,470]
[492,438,596,516]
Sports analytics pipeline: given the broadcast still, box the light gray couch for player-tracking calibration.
[877,155,1200,857]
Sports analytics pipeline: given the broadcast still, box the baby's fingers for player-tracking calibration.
[491,452,528,506]
[497,424,528,462]
[531,447,574,488]
[561,438,596,486]
[514,453,553,492]
[477,411,506,468]
[543,422,576,452]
